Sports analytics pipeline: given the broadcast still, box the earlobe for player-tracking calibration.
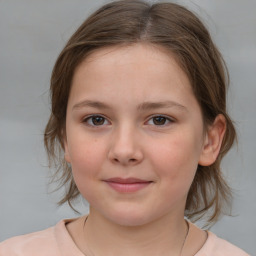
[199,114,226,166]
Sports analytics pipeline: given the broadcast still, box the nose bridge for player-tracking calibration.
[108,121,143,165]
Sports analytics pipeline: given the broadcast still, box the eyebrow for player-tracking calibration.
[137,101,187,111]
[72,100,187,112]
[72,100,110,110]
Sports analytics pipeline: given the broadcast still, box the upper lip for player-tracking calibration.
[104,177,152,184]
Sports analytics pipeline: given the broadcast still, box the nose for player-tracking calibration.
[108,125,143,166]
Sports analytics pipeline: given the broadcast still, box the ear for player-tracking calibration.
[62,129,71,163]
[199,114,226,166]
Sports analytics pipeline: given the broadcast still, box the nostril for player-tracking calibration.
[113,158,137,164]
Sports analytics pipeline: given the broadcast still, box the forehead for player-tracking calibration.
[82,43,182,72]
[69,43,196,108]
[73,43,191,92]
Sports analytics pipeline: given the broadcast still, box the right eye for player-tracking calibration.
[83,115,110,126]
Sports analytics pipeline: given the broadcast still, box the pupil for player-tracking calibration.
[153,116,166,125]
[92,116,104,125]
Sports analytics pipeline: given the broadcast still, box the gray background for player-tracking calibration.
[0,0,255,254]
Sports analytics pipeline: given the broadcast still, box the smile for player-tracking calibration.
[103,177,153,193]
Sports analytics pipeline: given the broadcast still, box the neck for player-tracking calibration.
[81,209,188,256]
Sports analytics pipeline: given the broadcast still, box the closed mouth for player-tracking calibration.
[103,177,153,193]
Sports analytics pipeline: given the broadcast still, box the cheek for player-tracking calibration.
[67,136,107,178]
[150,131,202,183]
[68,139,106,200]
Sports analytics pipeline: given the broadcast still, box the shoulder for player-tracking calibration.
[196,231,250,256]
[0,224,59,256]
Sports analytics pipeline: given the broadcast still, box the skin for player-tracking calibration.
[64,43,226,256]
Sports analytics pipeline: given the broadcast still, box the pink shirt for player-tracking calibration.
[0,219,249,256]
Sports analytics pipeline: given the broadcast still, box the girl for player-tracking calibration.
[0,0,250,255]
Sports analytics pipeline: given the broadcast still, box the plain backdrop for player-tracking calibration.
[0,0,255,254]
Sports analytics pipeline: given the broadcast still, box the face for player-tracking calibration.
[64,43,209,226]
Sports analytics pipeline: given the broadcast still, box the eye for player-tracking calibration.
[147,115,173,126]
[83,115,110,126]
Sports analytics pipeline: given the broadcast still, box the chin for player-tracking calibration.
[103,208,157,227]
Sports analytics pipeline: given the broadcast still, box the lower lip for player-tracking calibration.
[105,181,152,193]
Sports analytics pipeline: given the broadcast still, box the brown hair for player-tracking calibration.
[44,0,236,225]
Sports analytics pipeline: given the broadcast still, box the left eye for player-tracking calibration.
[147,116,172,126]
[83,115,110,126]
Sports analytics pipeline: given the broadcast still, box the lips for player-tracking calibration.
[103,177,153,193]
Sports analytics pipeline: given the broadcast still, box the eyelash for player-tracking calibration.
[82,115,174,127]
[83,115,110,127]
[147,115,174,126]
